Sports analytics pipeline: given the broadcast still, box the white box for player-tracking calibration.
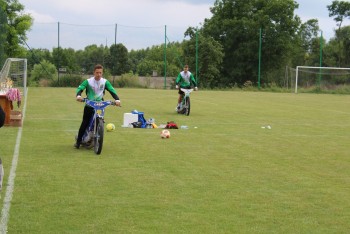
[122,113,138,127]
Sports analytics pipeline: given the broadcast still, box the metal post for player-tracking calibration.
[295,66,299,93]
[195,27,198,84]
[113,23,117,86]
[115,24,117,45]
[318,30,323,87]
[57,22,60,86]
[164,25,167,89]
[258,27,262,89]
[23,59,27,97]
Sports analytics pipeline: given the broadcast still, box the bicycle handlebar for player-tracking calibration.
[180,88,194,93]
[81,98,121,109]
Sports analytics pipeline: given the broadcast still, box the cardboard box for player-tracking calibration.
[10,110,22,127]
[122,113,138,127]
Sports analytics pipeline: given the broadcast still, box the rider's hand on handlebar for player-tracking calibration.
[76,95,84,102]
[194,87,198,91]
[175,85,179,89]
[115,100,121,107]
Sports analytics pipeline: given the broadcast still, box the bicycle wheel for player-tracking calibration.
[94,118,104,155]
[184,96,190,116]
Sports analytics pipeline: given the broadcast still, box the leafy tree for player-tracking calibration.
[307,36,325,67]
[2,0,32,58]
[108,43,130,76]
[298,19,320,54]
[52,47,80,73]
[183,27,223,88]
[74,44,109,74]
[202,0,300,86]
[30,60,57,82]
[143,45,173,76]
[290,19,321,67]
[129,44,182,77]
[164,42,183,68]
[0,0,7,66]
[327,0,350,28]
[128,49,148,74]
[323,38,340,67]
[26,48,52,65]
[327,0,350,66]
[137,60,158,76]
[24,48,52,77]
[144,45,164,62]
[74,49,86,74]
[324,25,350,67]
[337,26,350,66]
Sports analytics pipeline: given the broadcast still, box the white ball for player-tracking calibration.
[106,123,115,132]
[160,129,170,139]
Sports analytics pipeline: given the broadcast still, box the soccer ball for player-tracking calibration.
[106,123,115,132]
[160,129,170,139]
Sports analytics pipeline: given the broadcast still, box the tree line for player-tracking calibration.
[1,0,350,88]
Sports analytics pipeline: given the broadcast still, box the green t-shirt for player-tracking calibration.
[175,71,197,88]
[76,77,119,101]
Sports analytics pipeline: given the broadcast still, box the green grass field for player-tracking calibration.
[0,87,349,233]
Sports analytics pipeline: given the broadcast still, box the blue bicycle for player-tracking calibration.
[76,99,116,155]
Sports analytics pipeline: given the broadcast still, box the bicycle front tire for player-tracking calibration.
[184,97,190,116]
[94,118,104,155]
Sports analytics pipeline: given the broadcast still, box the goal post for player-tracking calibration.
[0,58,27,97]
[294,66,350,93]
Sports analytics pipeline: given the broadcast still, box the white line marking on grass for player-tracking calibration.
[0,89,28,233]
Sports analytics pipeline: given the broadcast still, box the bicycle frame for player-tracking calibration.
[177,88,193,116]
[81,99,114,154]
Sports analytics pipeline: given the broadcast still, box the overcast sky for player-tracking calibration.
[20,0,349,51]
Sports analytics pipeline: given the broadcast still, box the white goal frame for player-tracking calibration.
[295,66,350,93]
[0,58,27,97]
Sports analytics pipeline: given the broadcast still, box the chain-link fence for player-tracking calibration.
[25,22,185,51]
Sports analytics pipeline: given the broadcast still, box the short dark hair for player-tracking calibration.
[94,64,103,71]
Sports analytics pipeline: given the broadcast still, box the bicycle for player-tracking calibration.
[177,88,193,116]
[76,99,116,155]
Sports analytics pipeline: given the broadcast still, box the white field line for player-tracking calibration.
[0,89,27,233]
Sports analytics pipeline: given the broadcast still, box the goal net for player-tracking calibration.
[290,66,350,93]
[0,58,27,97]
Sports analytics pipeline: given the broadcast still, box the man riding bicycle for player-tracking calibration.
[74,64,121,149]
[175,65,198,111]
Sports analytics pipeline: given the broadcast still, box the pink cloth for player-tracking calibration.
[6,88,21,102]
[6,88,21,108]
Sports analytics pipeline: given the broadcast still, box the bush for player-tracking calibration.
[114,73,142,88]
[31,60,57,82]
[51,74,83,87]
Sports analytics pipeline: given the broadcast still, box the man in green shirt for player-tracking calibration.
[175,65,198,110]
[74,64,121,149]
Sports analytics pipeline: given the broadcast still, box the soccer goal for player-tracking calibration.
[0,58,27,97]
[293,66,350,93]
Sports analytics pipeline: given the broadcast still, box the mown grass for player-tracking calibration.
[0,87,349,233]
